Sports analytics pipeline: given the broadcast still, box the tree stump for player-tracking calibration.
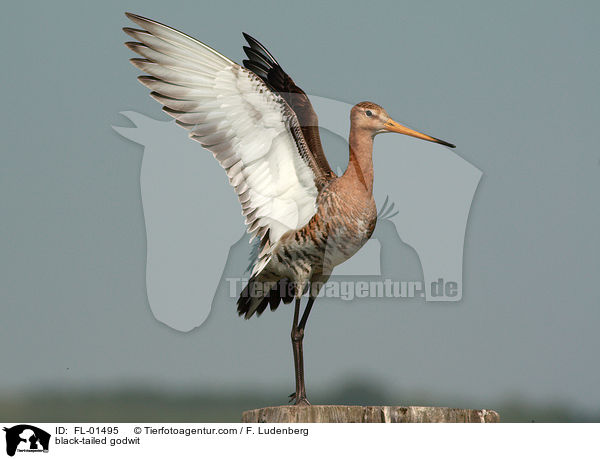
[242,405,499,423]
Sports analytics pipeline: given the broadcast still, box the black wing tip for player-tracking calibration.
[243,61,268,79]
[241,32,280,67]
[243,59,269,73]
[242,45,254,56]
[242,32,260,46]
[242,32,258,44]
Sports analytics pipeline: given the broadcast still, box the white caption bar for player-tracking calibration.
[1,423,597,458]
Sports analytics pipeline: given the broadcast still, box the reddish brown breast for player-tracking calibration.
[313,179,377,272]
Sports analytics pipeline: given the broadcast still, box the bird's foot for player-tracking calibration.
[288,392,311,406]
[295,397,311,406]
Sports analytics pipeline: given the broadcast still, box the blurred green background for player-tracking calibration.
[3,383,598,422]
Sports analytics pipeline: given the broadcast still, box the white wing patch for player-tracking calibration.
[124,14,319,275]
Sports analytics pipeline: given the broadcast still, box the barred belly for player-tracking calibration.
[266,190,377,283]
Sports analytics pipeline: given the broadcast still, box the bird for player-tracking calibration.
[123,12,455,406]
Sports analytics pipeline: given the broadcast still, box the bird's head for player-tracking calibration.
[351,101,455,148]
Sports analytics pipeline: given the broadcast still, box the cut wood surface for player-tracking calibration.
[242,405,500,423]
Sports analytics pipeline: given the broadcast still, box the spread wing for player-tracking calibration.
[242,33,336,181]
[124,13,326,275]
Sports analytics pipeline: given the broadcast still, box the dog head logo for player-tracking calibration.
[3,425,50,456]
[114,96,482,332]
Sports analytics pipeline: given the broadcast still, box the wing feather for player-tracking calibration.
[124,13,323,275]
[242,33,336,181]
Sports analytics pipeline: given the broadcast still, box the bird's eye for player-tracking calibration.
[365,110,373,117]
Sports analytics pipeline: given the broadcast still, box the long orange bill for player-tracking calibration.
[384,118,455,148]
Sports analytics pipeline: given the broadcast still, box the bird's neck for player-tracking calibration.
[343,129,374,195]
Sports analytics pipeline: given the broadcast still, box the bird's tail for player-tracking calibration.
[237,276,294,319]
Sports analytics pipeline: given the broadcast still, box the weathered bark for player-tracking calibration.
[242,405,499,423]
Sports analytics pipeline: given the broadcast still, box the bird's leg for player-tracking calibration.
[290,298,306,405]
[290,296,316,406]
[298,296,315,331]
